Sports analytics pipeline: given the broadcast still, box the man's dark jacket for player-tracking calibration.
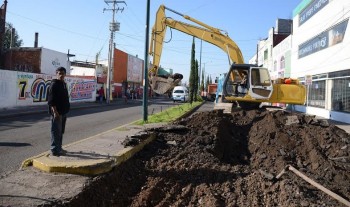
[48,79,70,115]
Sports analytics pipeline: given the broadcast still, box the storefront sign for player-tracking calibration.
[305,75,312,85]
[299,0,329,26]
[298,18,348,58]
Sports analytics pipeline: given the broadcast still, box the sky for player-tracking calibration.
[5,0,302,83]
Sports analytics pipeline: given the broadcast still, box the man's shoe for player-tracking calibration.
[60,149,68,155]
[50,151,60,157]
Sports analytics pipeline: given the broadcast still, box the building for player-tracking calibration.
[70,61,96,77]
[113,48,144,98]
[291,0,350,123]
[253,19,293,78]
[248,0,350,123]
[2,47,70,75]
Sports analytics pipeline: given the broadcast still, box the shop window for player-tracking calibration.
[331,78,350,112]
[308,80,325,108]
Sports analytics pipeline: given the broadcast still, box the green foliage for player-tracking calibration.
[194,59,199,101]
[196,95,204,102]
[205,75,210,91]
[189,37,196,103]
[133,101,202,125]
[200,69,205,92]
[3,22,23,49]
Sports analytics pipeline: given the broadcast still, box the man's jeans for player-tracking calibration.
[50,114,67,153]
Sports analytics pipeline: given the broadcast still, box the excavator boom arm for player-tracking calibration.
[150,5,244,71]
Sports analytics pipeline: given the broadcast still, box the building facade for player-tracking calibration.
[2,47,70,75]
[113,48,144,98]
[291,0,350,123]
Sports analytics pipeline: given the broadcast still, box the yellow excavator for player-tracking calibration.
[149,5,306,109]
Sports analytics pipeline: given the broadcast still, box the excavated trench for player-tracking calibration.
[62,109,349,207]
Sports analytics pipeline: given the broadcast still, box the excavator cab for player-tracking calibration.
[223,64,273,109]
[222,63,306,109]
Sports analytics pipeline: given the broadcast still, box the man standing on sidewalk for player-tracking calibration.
[98,86,104,103]
[48,67,70,156]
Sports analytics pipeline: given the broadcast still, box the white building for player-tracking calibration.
[291,0,350,123]
[273,35,292,79]
[251,19,293,80]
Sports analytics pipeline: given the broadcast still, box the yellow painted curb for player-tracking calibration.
[32,154,114,175]
[114,133,157,166]
[30,133,156,176]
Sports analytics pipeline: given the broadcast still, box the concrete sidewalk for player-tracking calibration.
[22,122,165,175]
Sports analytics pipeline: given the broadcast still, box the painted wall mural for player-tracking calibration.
[0,70,96,109]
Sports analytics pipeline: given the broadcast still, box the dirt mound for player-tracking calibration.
[68,109,350,207]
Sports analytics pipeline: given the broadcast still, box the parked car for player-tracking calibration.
[172,86,189,102]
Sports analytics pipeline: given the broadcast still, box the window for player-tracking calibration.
[280,56,285,70]
[308,80,326,108]
[331,78,350,112]
[251,68,271,87]
[273,60,277,72]
[264,49,268,60]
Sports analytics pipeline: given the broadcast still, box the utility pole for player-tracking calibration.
[199,40,202,92]
[103,0,126,104]
[143,0,150,122]
[0,0,8,63]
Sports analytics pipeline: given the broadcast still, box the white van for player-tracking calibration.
[172,86,189,102]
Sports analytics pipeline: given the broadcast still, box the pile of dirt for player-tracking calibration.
[68,109,350,207]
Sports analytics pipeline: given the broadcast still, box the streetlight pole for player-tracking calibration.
[103,0,126,104]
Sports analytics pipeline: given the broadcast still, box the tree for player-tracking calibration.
[200,68,205,93]
[189,37,196,103]
[205,75,210,91]
[194,59,199,101]
[3,22,23,49]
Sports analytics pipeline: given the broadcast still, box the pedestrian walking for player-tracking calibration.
[48,67,70,156]
[98,86,104,103]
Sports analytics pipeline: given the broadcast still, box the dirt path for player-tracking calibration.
[68,109,350,207]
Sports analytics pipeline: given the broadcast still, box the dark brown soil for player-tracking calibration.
[67,109,350,207]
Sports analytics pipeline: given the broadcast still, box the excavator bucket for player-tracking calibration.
[149,73,183,94]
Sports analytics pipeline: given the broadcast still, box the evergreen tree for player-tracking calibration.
[200,69,205,93]
[194,59,199,101]
[205,75,210,91]
[189,37,196,103]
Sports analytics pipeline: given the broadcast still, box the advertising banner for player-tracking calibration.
[127,55,143,83]
[298,18,348,58]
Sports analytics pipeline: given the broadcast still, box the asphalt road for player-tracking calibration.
[0,98,186,175]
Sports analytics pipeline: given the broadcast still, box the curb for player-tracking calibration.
[32,154,114,175]
[30,131,157,176]
[173,101,205,121]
